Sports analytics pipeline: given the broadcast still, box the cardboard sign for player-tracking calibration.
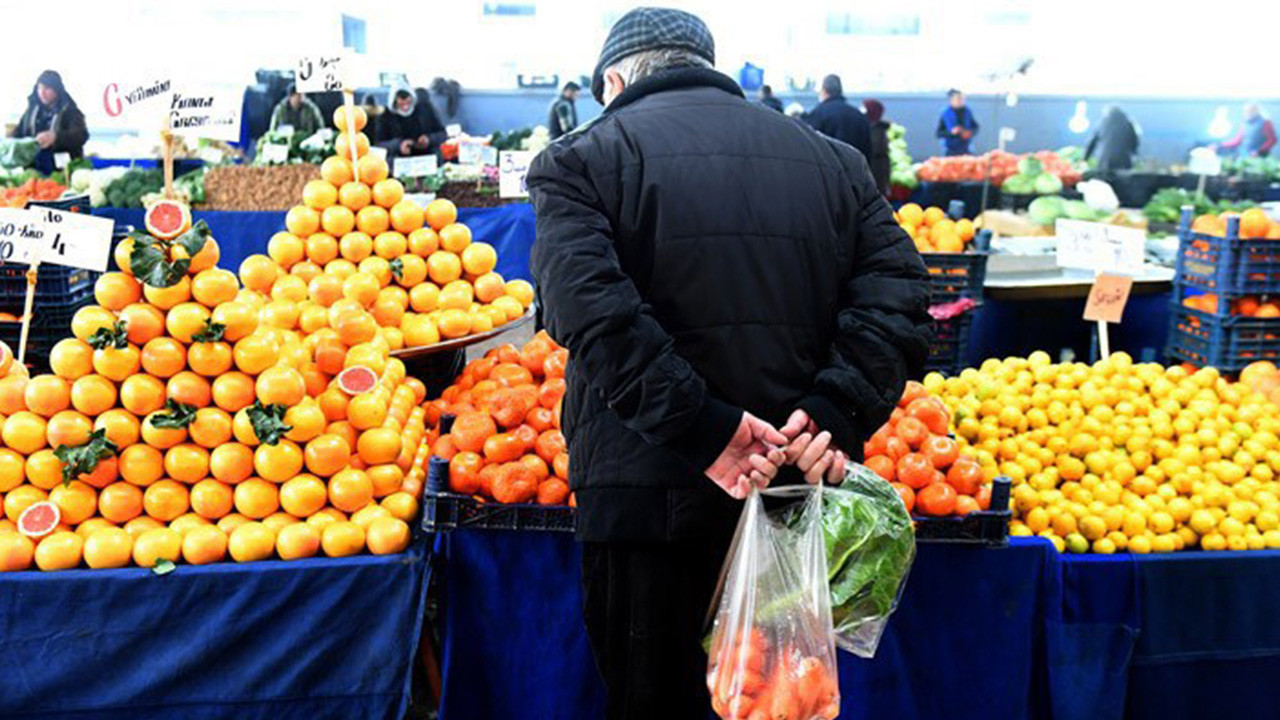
[499,151,535,198]
[168,87,243,142]
[0,207,114,272]
[295,53,347,93]
[1056,219,1145,276]
[395,155,438,178]
[1083,274,1133,324]
[260,143,289,164]
[101,78,174,120]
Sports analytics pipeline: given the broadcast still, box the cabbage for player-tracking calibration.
[1034,173,1064,195]
[1064,199,1096,220]
[1003,174,1035,194]
[1017,156,1044,177]
[1028,196,1066,225]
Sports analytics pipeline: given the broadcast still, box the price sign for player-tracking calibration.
[499,151,535,199]
[457,142,484,165]
[54,153,71,170]
[395,155,438,178]
[276,124,295,138]
[260,143,289,164]
[479,146,499,166]
[101,78,174,121]
[404,193,437,209]
[168,86,243,142]
[369,146,388,162]
[198,146,224,164]
[446,124,462,138]
[1083,274,1133,324]
[1056,219,1145,276]
[0,207,113,272]
[295,53,347,93]
[0,208,39,262]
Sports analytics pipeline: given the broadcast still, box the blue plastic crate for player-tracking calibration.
[1173,207,1280,295]
[1166,301,1280,371]
[921,251,988,304]
[0,286,95,374]
[925,310,974,376]
[0,263,97,306]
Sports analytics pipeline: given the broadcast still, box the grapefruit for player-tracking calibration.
[337,366,378,395]
[144,200,192,240]
[18,501,60,539]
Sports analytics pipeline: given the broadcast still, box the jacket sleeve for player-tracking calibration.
[799,147,933,457]
[55,107,88,154]
[1261,121,1277,155]
[527,141,742,472]
[936,112,951,138]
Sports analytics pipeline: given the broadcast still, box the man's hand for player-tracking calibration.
[779,409,846,485]
[706,412,788,499]
[35,131,55,149]
[415,134,431,150]
[399,139,414,155]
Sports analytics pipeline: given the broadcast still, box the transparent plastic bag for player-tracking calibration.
[705,486,841,720]
[824,463,916,658]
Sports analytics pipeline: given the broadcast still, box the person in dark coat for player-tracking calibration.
[11,70,88,174]
[528,8,932,718]
[374,85,446,160]
[864,98,891,194]
[936,88,979,156]
[547,81,580,139]
[758,84,783,112]
[1086,105,1140,173]
[802,74,871,156]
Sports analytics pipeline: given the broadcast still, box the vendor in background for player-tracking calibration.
[803,74,870,156]
[758,85,783,112]
[376,86,446,160]
[547,81,580,139]
[1086,105,1140,173]
[269,84,324,137]
[10,70,87,174]
[936,88,978,156]
[863,99,890,194]
[1219,103,1277,158]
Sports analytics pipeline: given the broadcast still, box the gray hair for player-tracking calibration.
[608,47,712,86]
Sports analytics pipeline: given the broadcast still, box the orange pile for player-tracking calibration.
[861,380,992,516]
[894,203,976,254]
[1190,209,1280,239]
[424,332,571,506]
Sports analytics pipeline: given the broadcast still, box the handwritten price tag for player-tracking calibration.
[395,155,438,178]
[1056,219,1145,276]
[296,53,347,93]
[499,151,534,199]
[1083,274,1133,324]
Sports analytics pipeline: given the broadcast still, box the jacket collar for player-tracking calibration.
[603,67,744,116]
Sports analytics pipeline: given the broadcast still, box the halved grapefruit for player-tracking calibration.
[144,199,192,240]
[337,366,377,395]
[18,501,61,539]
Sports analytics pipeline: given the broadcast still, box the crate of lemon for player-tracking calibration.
[926,351,1280,554]
[0,126,560,569]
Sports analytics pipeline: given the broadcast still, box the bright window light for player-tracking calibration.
[1068,100,1089,134]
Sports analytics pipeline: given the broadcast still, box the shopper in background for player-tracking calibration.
[758,84,783,112]
[864,98,891,194]
[269,84,325,137]
[936,88,979,156]
[375,86,446,160]
[1086,105,1141,173]
[803,74,871,155]
[528,8,931,718]
[547,81,581,139]
[10,70,88,174]
[1219,103,1277,158]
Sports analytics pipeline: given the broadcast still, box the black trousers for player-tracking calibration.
[581,535,735,720]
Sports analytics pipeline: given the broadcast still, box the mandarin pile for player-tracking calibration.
[925,351,1280,553]
[424,332,571,506]
[894,203,977,254]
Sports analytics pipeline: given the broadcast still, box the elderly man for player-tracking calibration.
[528,7,932,718]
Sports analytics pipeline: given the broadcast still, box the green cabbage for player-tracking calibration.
[1028,195,1066,225]
[1034,173,1064,195]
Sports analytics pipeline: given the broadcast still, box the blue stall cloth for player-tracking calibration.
[93,204,536,284]
[0,536,430,720]
[433,531,1280,720]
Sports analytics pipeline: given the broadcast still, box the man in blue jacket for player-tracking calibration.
[936,88,979,156]
[803,74,871,156]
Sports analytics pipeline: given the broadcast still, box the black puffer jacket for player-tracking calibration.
[528,68,931,542]
[804,96,871,157]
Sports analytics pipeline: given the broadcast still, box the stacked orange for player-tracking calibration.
[894,203,976,254]
[0,212,432,573]
[424,332,571,506]
[265,104,534,363]
[1190,209,1280,239]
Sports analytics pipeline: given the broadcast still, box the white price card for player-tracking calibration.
[54,152,71,170]
[260,143,289,164]
[1055,219,1145,276]
[395,155,438,178]
[457,143,483,165]
[479,146,499,166]
[446,124,462,138]
[404,193,437,209]
[276,124,295,138]
[1,207,114,272]
[101,78,174,121]
[498,151,535,199]
[295,53,347,93]
[368,146,388,162]
[168,86,243,142]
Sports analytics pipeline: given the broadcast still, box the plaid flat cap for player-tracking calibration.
[591,7,715,103]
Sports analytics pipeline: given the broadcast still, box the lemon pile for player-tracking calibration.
[925,351,1280,553]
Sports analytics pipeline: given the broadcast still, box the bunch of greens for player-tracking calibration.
[103,168,164,208]
[1142,187,1258,224]
[1222,156,1280,181]
[490,128,534,151]
[0,139,38,169]
[888,124,918,190]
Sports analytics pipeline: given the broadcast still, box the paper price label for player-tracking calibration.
[369,146,388,162]
[1056,219,1145,276]
[296,53,347,93]
[0,207,113,272]
[499,151,535,199]
[457,143,484,165]
[446,124,462,138]
[260,143,290,164]
[169,86,243,143]
[479,146,499,166]
[404,193,437,209]
[0,208,40,262]
[1083,274,1133,324]
[54,152,71,170]
[395,155,438,178]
